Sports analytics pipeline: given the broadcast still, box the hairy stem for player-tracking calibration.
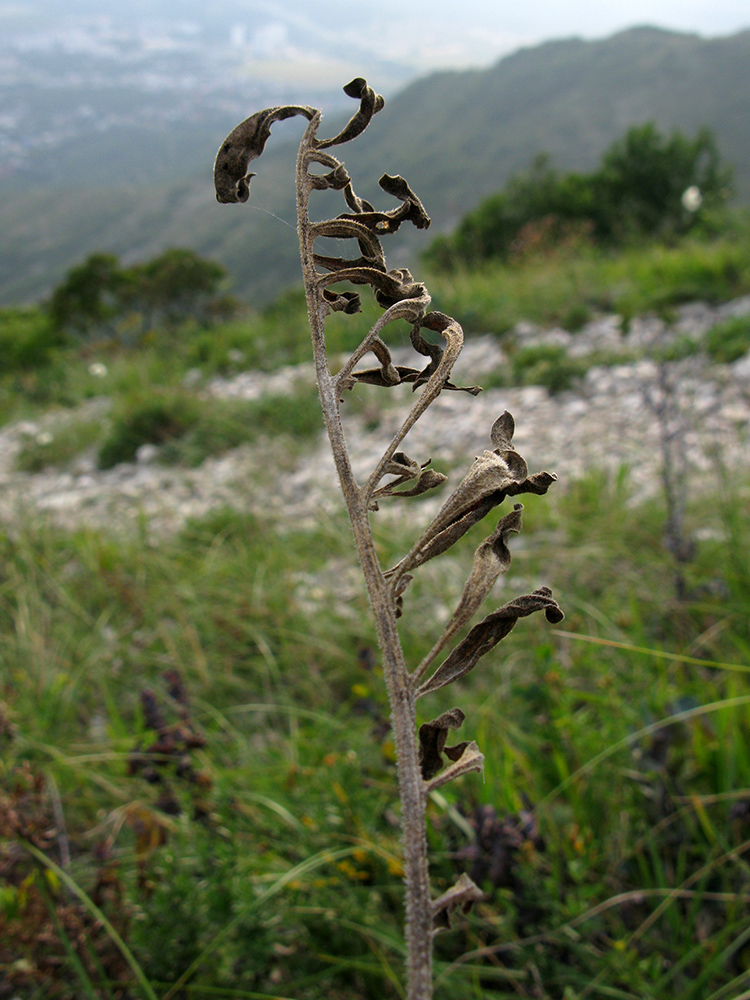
[296,116,434,1000]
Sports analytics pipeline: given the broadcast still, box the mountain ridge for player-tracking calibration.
[2,25,749,306]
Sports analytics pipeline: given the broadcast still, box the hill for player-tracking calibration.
[2,25,750,306]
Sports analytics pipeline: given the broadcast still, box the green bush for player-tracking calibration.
[98,388,323,470]
[426,123,732,268]
[15,418,103,473]
[704,314,750,363]
[160,389,322,467]
[47,248,232,342]
[0,307,66,371]
[98,393,201,468]
[515,344,588,394]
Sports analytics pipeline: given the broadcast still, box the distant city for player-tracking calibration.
[0,11,411,183]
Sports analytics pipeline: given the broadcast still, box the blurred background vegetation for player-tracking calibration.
[2,106,750,1000]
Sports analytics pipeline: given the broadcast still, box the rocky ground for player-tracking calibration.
[2,296,750,538]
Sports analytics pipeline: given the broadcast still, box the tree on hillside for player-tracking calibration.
[47,253,125,338]
[425,123,733,268]
[124,249,228,333]
[595,123,731,241]
[47,249,233,340]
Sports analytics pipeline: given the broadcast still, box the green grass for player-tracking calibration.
[3,222,750,997]
[425,224,750,336]
[3,459,750,998]
[2,220,749,434]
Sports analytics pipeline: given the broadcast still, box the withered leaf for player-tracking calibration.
[426,742,484,792]
[308,163,351,191]
[431,872,484,931]
[393,573,413,619]
[385,468,447,499]
[214,105,314,204]
[349,365,422,388]
[371,454,447,506]
[402,315,481,395]
[418,707,470,780]
[312,219,385,265]
[337,173,431,235]
[418,588,564,697]
[317,78,385,150]
[319,265,427,308]
[322,289,361,314]
[350,366,479,395]
[390,413,555,577]
[445,504,524,635]
[314,253,386,276]
[490,411,516,451]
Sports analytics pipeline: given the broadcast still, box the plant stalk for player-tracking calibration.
[295,117,434,1000]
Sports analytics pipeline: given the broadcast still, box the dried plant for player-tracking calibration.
[215,78,563,1000]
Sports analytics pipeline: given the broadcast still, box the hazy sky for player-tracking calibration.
[9,0,750,96]
[342,0,750,66]
[240,0,750,72]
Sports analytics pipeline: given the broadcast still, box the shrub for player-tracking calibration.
[511,343,589,394]
[0,307,66,371]
[98,393,201,468]
[704,314,750,363]
[426,123,733,267]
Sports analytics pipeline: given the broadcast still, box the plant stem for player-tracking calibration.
[296,116,434,1000]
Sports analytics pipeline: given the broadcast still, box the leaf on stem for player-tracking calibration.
[425,742,484,792]
[214,105,314,204]
[446,503,524,633]
[317,78,385,150]
[338,173,431,235]
[407,313,481,394]
[418,707,471,780]
[370,453,447,508]
[389,412,555,578]
[322,289,362,314]
[307,158,351,192]
[349,310,480,394]
[393,573,413,619]
[417,588,564,697]
[431,872,484,932]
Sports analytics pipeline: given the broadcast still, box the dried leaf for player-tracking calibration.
[317,77,385,149]
[385,468,448,499]
[393,573,413,619]
[322,289,361,314]
[371,454,447,506]
[418,588,564,697]
[490,411,516,451]
[425,742,484,793]
[307,161,351,191]
[418,707,469,780]
[446,504,524,634]
[214,105,313,204]
[312,219,386,266]
[431,872,484,931]
[389,413,556,577]
[318,264,427,309]
[409,312,480,394]
[337,173,431,235]
[349,365,422,388]
[314,252,386,276]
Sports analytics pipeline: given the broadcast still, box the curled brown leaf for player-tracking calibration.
[446,504,524,635]
[417,588,564,697]
[418,707,470,780]
[431,872,484,931]
[388,413,555,580]
[214,105,314,204]
[317,77,385,149]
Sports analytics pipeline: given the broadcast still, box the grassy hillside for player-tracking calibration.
[2,26,749,306]
[2,226,750,997]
